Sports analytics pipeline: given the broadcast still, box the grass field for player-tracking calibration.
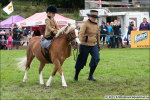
[0,48,149,99]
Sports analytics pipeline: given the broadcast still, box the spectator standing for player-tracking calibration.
[13,24,21,49]
[113,20,121,48]
[106,23,110,44]
[22,27,30,46]
[108,22,114,48]
[127,21,134,45]
[1,35,6,44]
[139,18,150,30]
[100,21,108,45]
[7,33,13,50]
[0,35,6,49]
[119,28,125,48]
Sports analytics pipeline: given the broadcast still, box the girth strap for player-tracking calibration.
[40,46,52,63]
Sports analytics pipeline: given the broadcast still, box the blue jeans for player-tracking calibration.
[75,44,100,69]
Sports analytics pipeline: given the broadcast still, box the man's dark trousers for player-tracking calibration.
[75,44,100,70]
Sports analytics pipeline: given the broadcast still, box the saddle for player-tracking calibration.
[40,37,53,63]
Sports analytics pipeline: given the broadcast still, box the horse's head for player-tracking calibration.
[55,24,80,49]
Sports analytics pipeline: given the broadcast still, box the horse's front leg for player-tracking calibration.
[46,67,58,87]
[58,66,67,87]
[39,63,45,85]
[50,59,67,87]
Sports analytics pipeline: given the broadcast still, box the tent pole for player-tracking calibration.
[11,16,13,36]
[12,16,13,25]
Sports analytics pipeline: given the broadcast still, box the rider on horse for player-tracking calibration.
[44,6,59,40]
[41,6,59,63]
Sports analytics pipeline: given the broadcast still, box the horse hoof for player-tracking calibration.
[62,85,67,88]
[46,85,50,87]
[23,79,26,83]
[40,83,44,85]
[40,81,44,85]
[46,83,50,87]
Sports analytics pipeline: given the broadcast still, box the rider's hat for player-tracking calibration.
[46,6,57,13]
[87,10,99,18]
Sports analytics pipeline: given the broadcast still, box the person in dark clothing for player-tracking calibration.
[13,24,21,49]
[118,28,125,48]
[100,21,108,45]
[23,27,29,36]
[107,22,114,48]
[127,21,134,45]
[139,18,150,31]
[74,10,100,82]
[22,27,30,46]
[112,20,121,48]
[33,29,41,36]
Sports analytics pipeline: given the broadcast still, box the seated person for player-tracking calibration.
[44,6,59,40]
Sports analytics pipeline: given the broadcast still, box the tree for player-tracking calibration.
[42,0,84,9]
[1,0,10,7]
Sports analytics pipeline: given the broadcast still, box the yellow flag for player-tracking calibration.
[3,2,14,15]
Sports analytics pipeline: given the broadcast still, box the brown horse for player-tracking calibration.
[18,24,80,87]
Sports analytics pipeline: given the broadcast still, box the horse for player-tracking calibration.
[18,24,80,87]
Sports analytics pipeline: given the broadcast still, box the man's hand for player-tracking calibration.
[98,45,100,51]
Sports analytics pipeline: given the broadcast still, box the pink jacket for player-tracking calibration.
[8,36,13,41]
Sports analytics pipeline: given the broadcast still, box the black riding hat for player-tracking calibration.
[87,10,99,18]
[46,6,57,13]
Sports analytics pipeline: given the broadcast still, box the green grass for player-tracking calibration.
[0,48,149,99]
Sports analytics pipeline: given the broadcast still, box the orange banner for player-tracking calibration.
[131,31,150,48]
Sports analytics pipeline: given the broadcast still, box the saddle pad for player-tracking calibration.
[40,37,53,49]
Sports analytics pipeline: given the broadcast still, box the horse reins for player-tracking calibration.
[57,30,79,62]
[68,33,79,61]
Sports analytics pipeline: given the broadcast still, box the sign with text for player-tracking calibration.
[131,31,150,48]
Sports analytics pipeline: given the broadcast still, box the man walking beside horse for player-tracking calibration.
[74,10,100,82]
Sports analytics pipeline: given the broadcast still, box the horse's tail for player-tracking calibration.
[17,56,27,71]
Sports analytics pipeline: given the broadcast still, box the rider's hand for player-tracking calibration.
[53,30,57,35]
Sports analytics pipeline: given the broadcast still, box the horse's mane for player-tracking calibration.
[55,25,76,37]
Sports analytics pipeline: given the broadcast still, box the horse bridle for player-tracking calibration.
[67,31,78,47]
[67,31,79,61]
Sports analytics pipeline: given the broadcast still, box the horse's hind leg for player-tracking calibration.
[39,62,45,85]
[23,52,34,82]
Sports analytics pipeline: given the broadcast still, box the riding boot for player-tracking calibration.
[88,66,96,81]
[74,69,81,81]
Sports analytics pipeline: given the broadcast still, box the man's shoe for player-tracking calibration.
[74,69,81,82]
[88,76,96,81]
[74,77,78,81]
